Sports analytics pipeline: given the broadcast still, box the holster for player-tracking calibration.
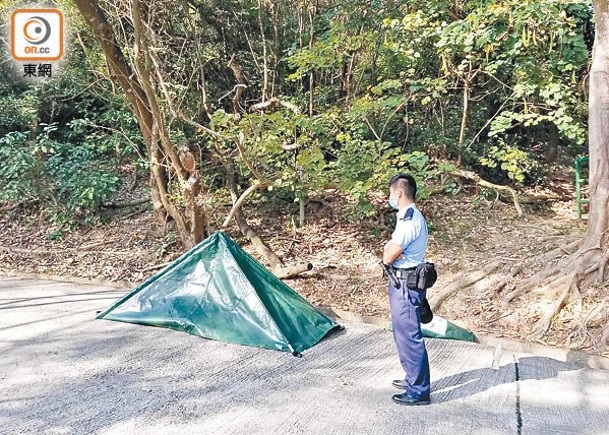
[406,263,437,324]
[420,298,433,324]
[406,262,437,291]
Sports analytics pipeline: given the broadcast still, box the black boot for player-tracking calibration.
[392,392,431,406]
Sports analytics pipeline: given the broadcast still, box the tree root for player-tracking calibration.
[597,253,609,284]
[600,321,609,353]
[559,238,585,256]
[565,323,591,349]
[511,245,609,343]
[531,274,575,338]
[499,238,584,309]
[569,298,609,349]
[500,265,561,310]
[585,299,608,326]
[430,260,502,311]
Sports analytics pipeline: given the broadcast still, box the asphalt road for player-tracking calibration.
[1,278,609,434]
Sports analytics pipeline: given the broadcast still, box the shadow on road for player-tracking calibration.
[0,297,121,311]
[431,356,582,402]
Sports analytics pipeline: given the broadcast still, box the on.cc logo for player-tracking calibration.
[11,9,63,61]
[23,16,52,45]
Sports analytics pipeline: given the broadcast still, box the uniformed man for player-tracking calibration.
[382,173,431,406]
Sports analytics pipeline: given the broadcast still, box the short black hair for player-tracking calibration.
[390,173,417,201]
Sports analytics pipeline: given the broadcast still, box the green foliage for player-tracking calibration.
[377,0,590,164]
[45,140,121,217]
[0,0,595,231]
[480,141,541,184]
[331,133,433,216]
[196,2,591,217]
[0,131,38,201]
[0,123,121,223]
[0,1,145,226]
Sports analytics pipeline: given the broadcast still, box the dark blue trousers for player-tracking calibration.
[388,280,430,400]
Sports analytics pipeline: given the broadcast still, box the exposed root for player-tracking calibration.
[566,320,591,349]
[600,322,609,353]
[575,245,602,259]
[567,297,609,349]
[430,260,502,311]
[495,233,609,352]
[499,264,566,310]
[585,298,609,326]
[564,238,585,252]
[499,285,523,310]
[564,282,587,348]
[496,238,583,306]
[531,274,575,338]
[496,263,526,290]
[598,253,609,283]
[521,263,567,289]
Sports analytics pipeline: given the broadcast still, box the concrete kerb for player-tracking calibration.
[321,307,609,372]
[0,270,132,289]
[4,270,609,372]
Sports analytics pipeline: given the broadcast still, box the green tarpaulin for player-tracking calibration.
[421,316,477,342]
[388,315,477,342]
[98,231,339,355]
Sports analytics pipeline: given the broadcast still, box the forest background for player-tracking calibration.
[1,0,608,357]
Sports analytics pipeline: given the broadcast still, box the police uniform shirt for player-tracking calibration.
[391,203,428,269]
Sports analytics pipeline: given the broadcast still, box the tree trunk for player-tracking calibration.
[459,78,469,146]
[491,1,609,350]
[502,2,609,348]
[130,0,208,247]
[75,0,209,248]
[73,0,166,222]
[586,0,609,247]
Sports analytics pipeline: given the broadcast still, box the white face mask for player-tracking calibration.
[389,193,399,210]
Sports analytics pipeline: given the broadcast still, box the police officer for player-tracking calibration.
[382,173,431,406]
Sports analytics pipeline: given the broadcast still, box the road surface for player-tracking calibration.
[1,278,608,434]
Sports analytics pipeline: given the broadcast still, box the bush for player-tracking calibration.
[0,123,121,224]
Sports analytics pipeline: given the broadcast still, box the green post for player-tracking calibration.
[574,156,589,219]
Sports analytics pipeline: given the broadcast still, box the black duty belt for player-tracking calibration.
[392,266,416,279]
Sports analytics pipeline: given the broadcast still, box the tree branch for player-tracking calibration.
[225,163,312,278]
[222,180,267,228]
[249,97,301,115]
[449,168,560,216]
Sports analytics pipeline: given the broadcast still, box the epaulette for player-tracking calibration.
[400,208,414,221]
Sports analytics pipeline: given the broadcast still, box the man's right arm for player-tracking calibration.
[391,219,421,254]
[383,241,403,266]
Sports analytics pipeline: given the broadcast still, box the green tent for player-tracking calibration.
[97,231,339,355]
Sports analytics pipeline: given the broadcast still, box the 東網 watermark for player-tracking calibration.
[9,7,64,80]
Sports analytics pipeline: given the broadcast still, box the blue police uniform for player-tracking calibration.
[388,203,430,401]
